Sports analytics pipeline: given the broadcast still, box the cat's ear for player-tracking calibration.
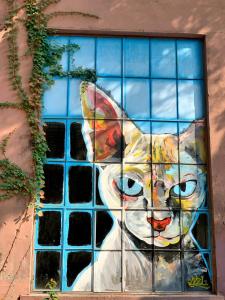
[179,122,206,163]
[80,82,122,161]
[80,82,142,161]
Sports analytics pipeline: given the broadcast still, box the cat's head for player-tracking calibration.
[80,81,207,248]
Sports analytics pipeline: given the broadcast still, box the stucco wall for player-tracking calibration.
[0,1,225,299]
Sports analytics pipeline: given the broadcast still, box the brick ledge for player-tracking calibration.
[20,293,224,300]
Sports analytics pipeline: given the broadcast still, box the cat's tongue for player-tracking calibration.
[147,217,171,232]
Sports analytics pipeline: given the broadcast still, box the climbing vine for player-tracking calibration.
[0,0,97,203]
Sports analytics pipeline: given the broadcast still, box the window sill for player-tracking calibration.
[20,293,224,300]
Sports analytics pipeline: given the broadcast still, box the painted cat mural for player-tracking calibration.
[73,81,211,292]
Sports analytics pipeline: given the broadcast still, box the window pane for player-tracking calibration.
[124,38,149,77]
[179,122,206,164]
[38,211,61,246]
[68,78,82,117]
[154,251,181,291]
[125,251,152,291]
[48,36,69,72]
[67,251,92,290]
[95,167,104,206]
[152,122,178,163]
[45,122,65,158]
[151,79,177,119]
[123,79,150,119]
[151,165,179,208]
[69,165,92,203]
[151,39,176,78]
[35,251,60,289]
[183,213,209,250]
[97,38,121,76]
[94,120,122,162]
[70,122,87,160]
[94,251,121,291]
[177,40,203,79]
[43,164,63,204]
[97,77,122,110]
[70,37,95,69]
[178,80,204,120]
[95,210,114,249]
[68,212,91,246]
[179,165,207,210]
[184,252,211,291]
[43,78,67,116]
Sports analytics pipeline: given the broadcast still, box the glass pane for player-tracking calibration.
[152,164,179,209]
[94,251,121,291]
[124,38,149,77]
[179,122,206,164]
[67,251,92,290]
[151,79,177,119]
[43,164,63,204]
[122,163,151,208]
[124,210,153,250]
[184,251,211,291]
[68,78,82,117]
[35,251,60,289]
[125,251,152,291]
[123,79,150,119]
[95,163,122,208]
[96,210,120,250]
[152,122,178,163]
[70,122,87,160]
[178,80,204,120]
[45,122,65,158]
[96,38,121,76]
[38,211,61,246]
[123,121,151,163]
[70,37,95,69]
[151,39,176,78]
[69,165,92,203]
[48,36,69,72]
[185,213,209,250]
[153,210,180,247]
[97,77,122,109]
[68,212,91,246]
[95,167,104,206]
[94,120,122,162]
[177,39,203,79]
[43,78,67,116]
[154,251,181,291]
[179,165,207,210]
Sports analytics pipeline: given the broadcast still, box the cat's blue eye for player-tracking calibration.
[116,177,143,196]
[171,180,197,197]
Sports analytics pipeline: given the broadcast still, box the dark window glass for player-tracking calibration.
[95,168,104,205]
[45,122,65,158]
[38,211,61,246]
[70,122,87,160]
[68,212,91,246]
[69,166,92,203]
[36,251,60,289]
[96,211,113,248]
[67,252,92,287]
[43,164,63,204]
[192,214,208,249]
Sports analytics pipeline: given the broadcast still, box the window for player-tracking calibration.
[35,36,211,292]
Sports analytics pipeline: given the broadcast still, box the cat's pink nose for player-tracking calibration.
[147,217,171,232]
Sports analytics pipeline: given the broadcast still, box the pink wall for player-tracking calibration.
[0,1,225,299]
